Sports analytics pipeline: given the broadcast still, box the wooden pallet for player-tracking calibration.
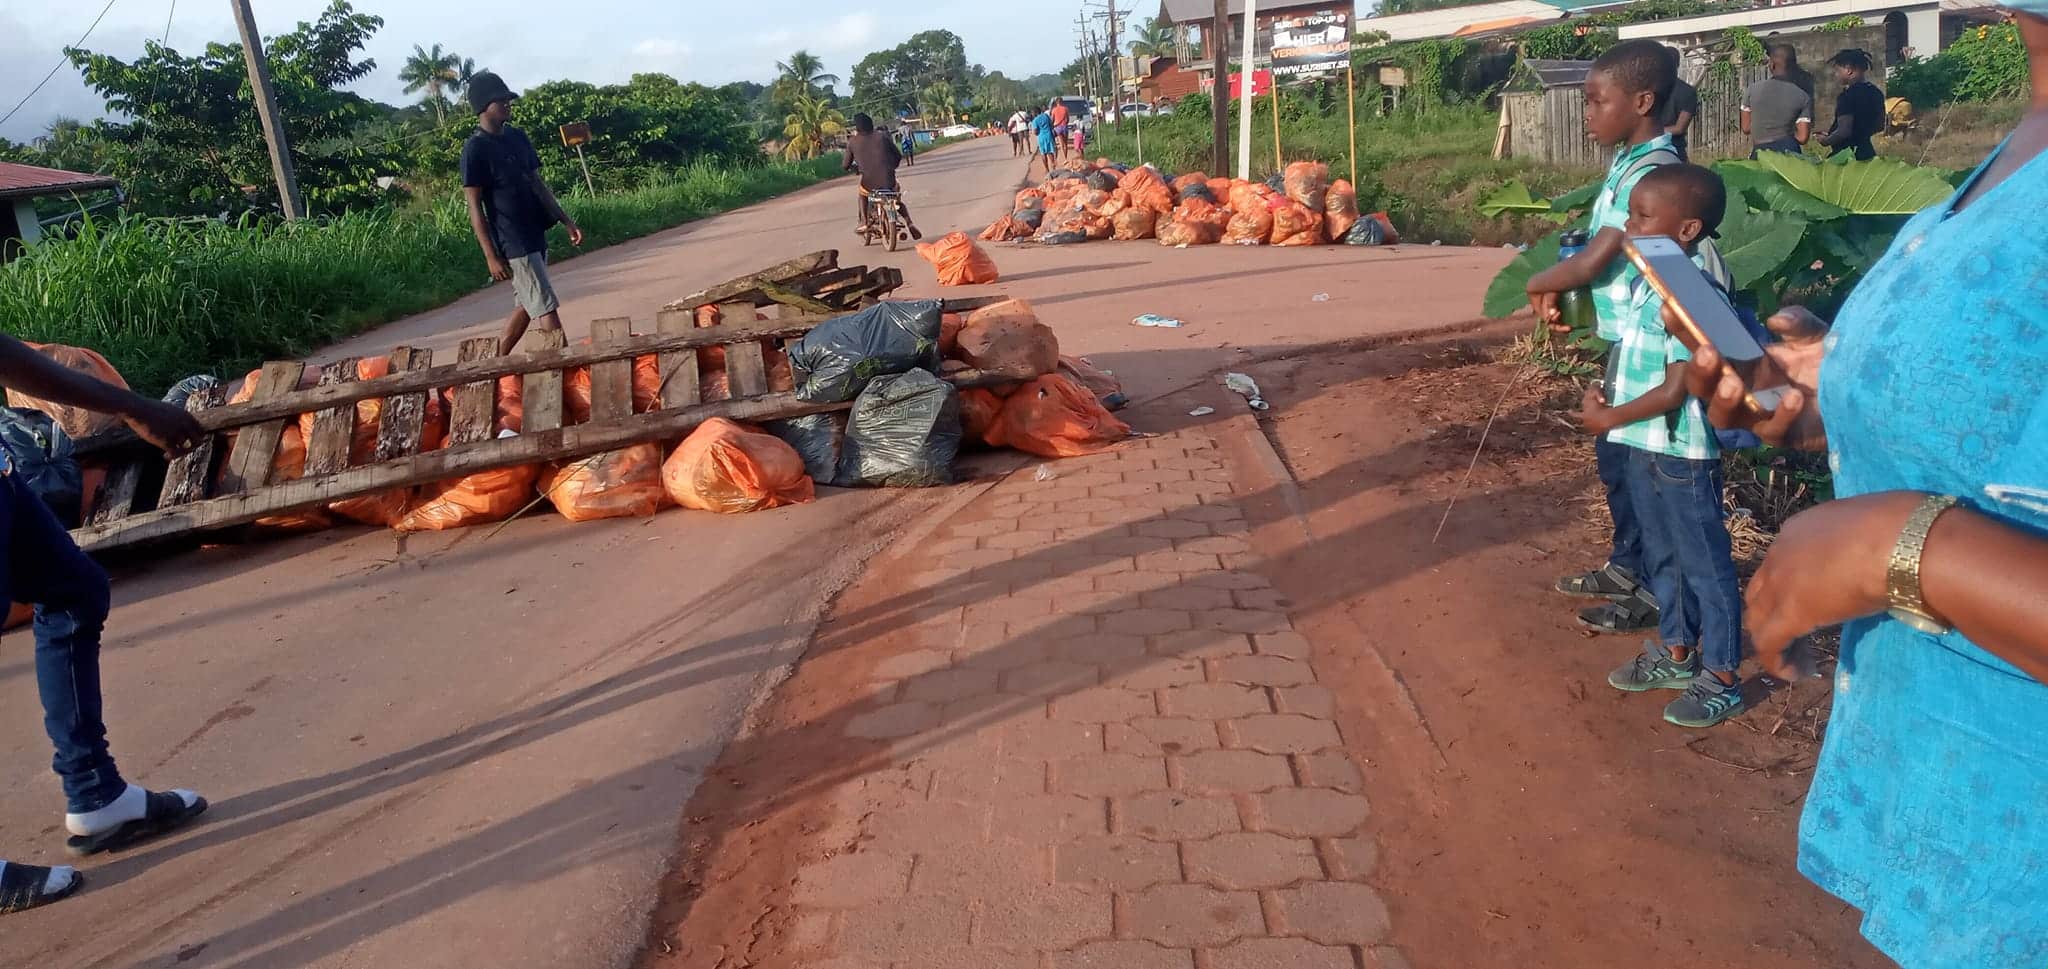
[71,289,1007,555]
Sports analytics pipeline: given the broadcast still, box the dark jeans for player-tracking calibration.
[1752,138,1804,158]
[1,467,126,813]
[1625,447,1742,672]
[1595,436,1644,582]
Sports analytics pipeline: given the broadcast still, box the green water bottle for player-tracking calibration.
[1554,229,1596,331]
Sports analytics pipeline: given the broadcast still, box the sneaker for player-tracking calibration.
[1607,640,1699,692]
[1663,675,1745,727]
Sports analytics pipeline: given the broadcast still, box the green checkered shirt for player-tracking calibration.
[1588,135,1677,341]
[1604,256,1721,460]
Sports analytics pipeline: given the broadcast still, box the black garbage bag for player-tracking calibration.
[1086,170,1119,192]
[1014,207,1046,229]
[764,412,845,485]
[162,374,221,407]
[1345,216,1390,246]
[1265,173,1287,193]
[787,299,944,403]
[1178,183,1216,203]
[1046,169,1082,181]
[1038,230,1089,245]
[0,408,83,527]
[836,369,960,488]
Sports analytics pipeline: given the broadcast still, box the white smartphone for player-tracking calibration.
[1623,236,1790,413]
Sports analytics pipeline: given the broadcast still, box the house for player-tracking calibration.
[1353,0,1638,42]
[0,162,119,259]
[1124,55,1207,104]
[1616,0,2004,62]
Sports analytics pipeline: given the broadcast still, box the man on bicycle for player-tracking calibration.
[844,113,921,240]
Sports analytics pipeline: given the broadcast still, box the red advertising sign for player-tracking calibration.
[1200,69,1273,100]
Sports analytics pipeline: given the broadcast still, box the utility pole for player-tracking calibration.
[1212,0,1228,175]
[1102,0,1122,123]
[228,0,304,220]
[1236,0,1259,179]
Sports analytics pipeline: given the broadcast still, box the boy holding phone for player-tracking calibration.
[1574,164,1746,728]
[1526,40,1699,636]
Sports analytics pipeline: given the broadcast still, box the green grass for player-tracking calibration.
[0,154,845,395]
[1091,102,1597,246]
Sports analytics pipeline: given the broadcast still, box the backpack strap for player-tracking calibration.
[1620,147,1683,187]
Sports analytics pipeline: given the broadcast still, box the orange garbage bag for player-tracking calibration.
[662,418,815,514]
[915,231,1000,286]
[1283,160,1331,211]
[1206,176,1234,201]
[1112,207,1157,241]
[1366,211,1401,245]
[1171,172,1209,194]
[1324,178,1361,242]
[540,443,666,523]
[1270,202,1325,246]
[1157,218,1223,246]
[1081,213,1115,240]
[396,463,541,532]
[1224,206,1273,245]
[940,313,967,359]
[986,375,1132,458]
[1173,197,1229,230]
[1057,355,1125,406]
[1097,190,1131,219]
[1117,166,1165,195]
[8,344,129,439]
[1226,180,1270,217]
[980,214,1023,241]
[957,299,1060,377]
[1014,187,1045,209]
[958,387,1004,445]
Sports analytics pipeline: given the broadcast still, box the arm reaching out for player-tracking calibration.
[0,336,202,457]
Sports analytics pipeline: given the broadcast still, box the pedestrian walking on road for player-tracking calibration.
[1008,109,1029,157]
[0,335,212,915]
[461,71,585,356]
[1049,99,1071,163]
[1031,108,1058,176]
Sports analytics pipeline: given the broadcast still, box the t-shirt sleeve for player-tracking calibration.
[459,137,488,189]
[1674,82,1699,115]
[1797,90,1814,122]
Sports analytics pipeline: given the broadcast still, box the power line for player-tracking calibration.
[161,0,177,43]
[0,0,123,132]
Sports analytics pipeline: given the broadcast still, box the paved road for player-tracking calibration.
[0,132,1513,969]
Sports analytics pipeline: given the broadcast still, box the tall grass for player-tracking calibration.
[0,154,845,394]
[1092,103,1596,246]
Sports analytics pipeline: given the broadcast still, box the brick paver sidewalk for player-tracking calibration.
[785,425,1403,969]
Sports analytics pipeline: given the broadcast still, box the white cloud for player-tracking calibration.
[631,37,691,59]
[821,12,879,52]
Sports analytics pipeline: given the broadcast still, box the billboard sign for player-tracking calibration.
[1271,10,1353,81]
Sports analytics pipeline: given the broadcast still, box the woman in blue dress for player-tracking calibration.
[1680,10,2047,966]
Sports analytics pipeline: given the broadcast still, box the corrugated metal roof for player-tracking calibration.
[1160,0,1352,24]
[0,162,118,201]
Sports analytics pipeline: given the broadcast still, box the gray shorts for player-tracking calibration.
[508,251,559,318]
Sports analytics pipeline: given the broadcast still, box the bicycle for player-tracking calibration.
[859,189,910,252]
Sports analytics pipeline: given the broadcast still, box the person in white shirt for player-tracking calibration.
[1008,109,1031,157]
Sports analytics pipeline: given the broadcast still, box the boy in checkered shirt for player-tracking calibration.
[1573,164,1746,728]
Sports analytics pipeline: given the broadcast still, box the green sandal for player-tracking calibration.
[1577,590,1660,635]
[1555,564,1641,600]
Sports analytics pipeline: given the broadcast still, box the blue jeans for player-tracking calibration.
[1626,448,1742,672]
[1595,436,1644,583]
[0,465,127,813]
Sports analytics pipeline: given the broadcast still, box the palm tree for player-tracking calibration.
[1128,19,1174,58]
[774,50,840,106]
[783,92,846,160]
[920,80,959,124]
[398,43,463,123]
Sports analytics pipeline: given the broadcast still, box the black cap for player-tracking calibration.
[468,71,518,114]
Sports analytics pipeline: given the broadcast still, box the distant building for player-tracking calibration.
[1354,0,1638,42]
[0,161,119,259]
[1616,0,2005,63]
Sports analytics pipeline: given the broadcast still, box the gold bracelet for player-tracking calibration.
[1886,494,1958,634]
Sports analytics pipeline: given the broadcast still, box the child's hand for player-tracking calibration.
[1527,291,1565,331]
[1573,384,1615,434]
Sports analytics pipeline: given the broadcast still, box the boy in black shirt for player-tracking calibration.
[1820,49,1886,160]
[460,72,584,355]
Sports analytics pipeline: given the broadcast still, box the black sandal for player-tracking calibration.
[1555,563,1641,600]
[1577,591,1660,635]
[65,791,208,858]
[0,864,81,914]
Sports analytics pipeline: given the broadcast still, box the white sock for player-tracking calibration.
[64,785,199,837]
[0,861,76,896]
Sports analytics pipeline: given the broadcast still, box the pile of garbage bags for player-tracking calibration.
[983,158,1399,249]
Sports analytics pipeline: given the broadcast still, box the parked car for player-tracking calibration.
[1108,102,1154,123]
[938,123,978,139]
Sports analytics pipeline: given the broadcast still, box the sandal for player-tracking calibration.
[1555,563,1641,600]
[0,864,81,914]
[65,791,208,858]
[1577,591,1660,635]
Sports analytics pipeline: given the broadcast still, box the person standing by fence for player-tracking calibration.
[1819,49,1886,160]
[1742,45,1815,157]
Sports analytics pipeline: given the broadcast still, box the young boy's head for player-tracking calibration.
[467,71,518,124]
[1827,48,1872,83]
[1625,164,1726,250]
[1585,40,1677,146]
[853,113,875,134]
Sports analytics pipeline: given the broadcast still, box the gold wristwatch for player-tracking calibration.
[1886,494,1958,634]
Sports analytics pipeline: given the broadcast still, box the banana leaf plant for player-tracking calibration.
[1479,155,1959,324]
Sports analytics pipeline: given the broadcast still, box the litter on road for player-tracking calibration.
[1132,314,1184,328]
[1223,372,1270,411]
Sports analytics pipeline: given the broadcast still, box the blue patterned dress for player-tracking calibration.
[1802,139,2048,967]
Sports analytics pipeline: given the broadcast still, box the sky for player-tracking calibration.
[0,0,1088,142]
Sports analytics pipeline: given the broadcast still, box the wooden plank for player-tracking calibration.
[219,361,306,493]
[158,385,226,507]
[73,316,844,455]
[447,337,499,446]
[663,250,838,311]
[303,358,360,476]
[85,464,144,526]
[522,329,568,433]
[72,364,1028,553]
[713,301,769,397]
[655,309,700,409]
[756,279,838,316]
[792,266,867,297]
[588,317,635,424]
[373,347,434,461]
